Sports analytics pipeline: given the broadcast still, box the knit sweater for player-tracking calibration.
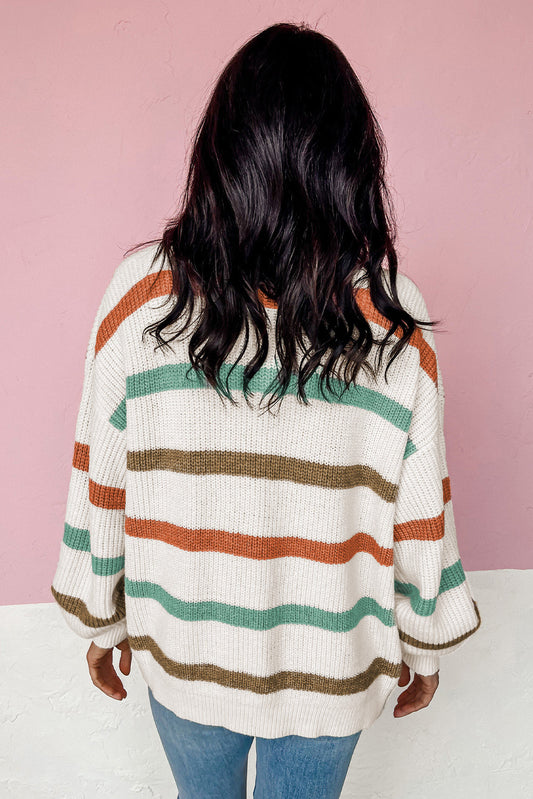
[50,243,482,738]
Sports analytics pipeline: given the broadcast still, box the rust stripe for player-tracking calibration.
[393,477,452,542]
[73,441,90,472]
[92,269,437,387]
[72,442,125,509]
[393,510,445,543]
[88,478,126,510]
[257,287,278,308]
[95,270,173,355]
[125,517,394,567]
[355,287,437,386]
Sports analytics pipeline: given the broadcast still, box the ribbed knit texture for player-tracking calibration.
[50,243,481,738]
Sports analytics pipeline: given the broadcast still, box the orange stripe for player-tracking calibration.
[393,510,445,542]
[442,476,451,504]
[95,270,174,355]
[93,269,437,386]
[355,287,437,386]
[73,441,90,471]
[259,283,437,387]
[418,336,438,385]
[88,477,126,510]
[257,288,278,309]
[72,442,125,509]
[125,517,394,567]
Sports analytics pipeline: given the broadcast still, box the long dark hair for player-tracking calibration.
[126,21,439,414]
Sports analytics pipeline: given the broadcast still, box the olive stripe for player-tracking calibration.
[126,448,399,502]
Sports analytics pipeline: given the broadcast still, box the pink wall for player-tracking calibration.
[2,1,531,604]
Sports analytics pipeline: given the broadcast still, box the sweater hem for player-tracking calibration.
[134,649,397,739]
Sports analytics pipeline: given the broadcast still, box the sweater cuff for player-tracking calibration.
[400,650,440,677]
[90,619,128,649]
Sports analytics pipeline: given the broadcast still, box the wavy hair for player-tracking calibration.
[126,21,440,414]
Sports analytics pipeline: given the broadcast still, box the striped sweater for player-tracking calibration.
[50,243,482,738]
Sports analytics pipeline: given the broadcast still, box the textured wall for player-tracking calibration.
[1,1,532,605]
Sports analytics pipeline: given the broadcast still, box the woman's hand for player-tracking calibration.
[393,661,439,717]
[86,637,132,700]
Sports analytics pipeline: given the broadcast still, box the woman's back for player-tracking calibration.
[50,241,481,738]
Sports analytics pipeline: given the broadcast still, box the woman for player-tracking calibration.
[51,21,481,799]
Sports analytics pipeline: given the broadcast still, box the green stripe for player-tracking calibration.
[110,398,127,431]
[125,577,396,631]
[62,524,466,621]
[63,523,124,576]
[65,520,465,611]
[403,438,417,459]
[111,389,415,454]
[111,363,417,450]
[120,362,413,432]
[394,559,466,615]
[91,554,124,576]
[63,522,91,552]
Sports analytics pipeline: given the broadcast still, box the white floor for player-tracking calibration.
[1,569,531,798]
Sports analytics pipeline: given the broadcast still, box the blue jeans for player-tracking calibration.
[148,686,362,799]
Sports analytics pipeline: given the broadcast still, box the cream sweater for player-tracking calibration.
[50,243,481,738]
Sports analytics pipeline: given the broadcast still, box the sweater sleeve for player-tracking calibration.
[392,289,482,676]
[50,269,128,649]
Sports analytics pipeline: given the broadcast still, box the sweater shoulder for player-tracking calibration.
[93,243,168,357]
[383,269,432,323]
[106,242,166,306]
[383,270,440,394]
[353,268,432,328]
